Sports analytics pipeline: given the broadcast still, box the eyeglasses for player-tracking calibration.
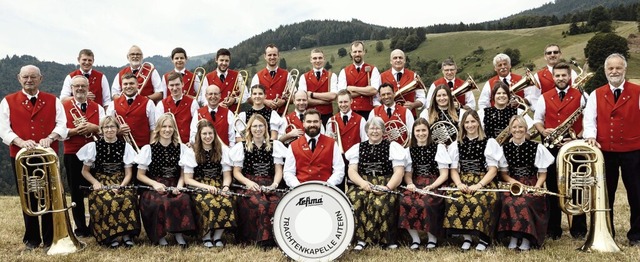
[545,51,560,55]
[129,53,143,57]
[72,84,88,88]
[103,125,118,130]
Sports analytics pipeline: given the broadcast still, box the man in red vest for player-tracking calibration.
[298,48,337,125]
[584,53,640,246]
[106,73,156,150]
[62,75,104,238]
[246,44,290,115]
[0,65,67,251]
[477,53,537,111]
[327,89,368,153]
[201,48,246,112]
[380,49,424,116]
[532,62,587,239]
[60,49,111,108]
[111,45,163,103]
[532,44,578,108]
[190,84,235,147]
[161,47,201,102]
[283,109,344,188]
[369,83,414,146]
[156,72,198,144]
[426,58,475,111]
[338,40,380,120]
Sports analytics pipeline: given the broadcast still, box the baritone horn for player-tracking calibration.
[281,69,300,117]
[15,147,86,255]
[451,74,479,98]
[325,116,343,153]
[556,140,620,252]
[115,112,140,153]
[188,67,206,99]
[136,62,155,95]
[70,106,98,141]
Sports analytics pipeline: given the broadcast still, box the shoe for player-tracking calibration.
[409,242,420,251]
[548,233,561,240]
[109,240,120,249]
[425,241,437,250]
[386,244,398,250]
[475,240,489,251]
[213,239,224,248]
[123,239,135,248]
[571,232,586,239]
[74,228,91,238]
[179,243,188,249]
[353,242,366,252]
[24,242,38,251]
[203,240,213,248]
[460,239,472,251]
[517,246,530,252]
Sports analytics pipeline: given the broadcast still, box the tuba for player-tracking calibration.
[15,147,86,255]
[325,116,343,153]
[70,106,98,141]
[187,67,206,100]
[281,69,300,117]
[135,62,155,95]
[556,140,621,252]
[451,74,479,98]
[383,119,409,147]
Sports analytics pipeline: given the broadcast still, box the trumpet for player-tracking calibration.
[325,116,343,153]
[136,62,155,95]
[281,69,300,117]
[399,185,459,201]
[115,112,140,153]
[223,70,249,116]
[70,106,98,141]
[187,67,206,99]
[282,122,302,145]
[451,74,479,98]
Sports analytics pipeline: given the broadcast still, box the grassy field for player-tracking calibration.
[1,180,639,261]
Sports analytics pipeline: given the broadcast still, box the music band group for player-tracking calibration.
[1,40,639,256]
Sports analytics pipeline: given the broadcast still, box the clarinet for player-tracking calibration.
[231,183,289,194]
[79,185,152,191]
[183,186,249,198]
[399,185,459,201]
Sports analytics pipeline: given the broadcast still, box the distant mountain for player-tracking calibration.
[515,0,638,18]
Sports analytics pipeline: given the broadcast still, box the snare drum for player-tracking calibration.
[273,181,354,261]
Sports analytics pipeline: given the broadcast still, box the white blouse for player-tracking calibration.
[498,142,555,173]
[404,143,452,172]
[134,143,190,170]
[228,140,287,167]
[235,110,285,138]
[179,145,232,174]
[448,138,504,170]
[76,141,137,168]
[344,141,406,167]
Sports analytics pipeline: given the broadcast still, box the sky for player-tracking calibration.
[0,0,552,67]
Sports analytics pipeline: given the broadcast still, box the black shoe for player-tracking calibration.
[571,232,586,239]
[74,228,91,238]
[24,242,38,251]
[548,233,561,240]
[425,241,438,250]
[629,240,640,247]
[109,240,120,249]
[409,242,420,251]
[179,243,188,249]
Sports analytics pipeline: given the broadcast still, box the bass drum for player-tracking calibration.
[273,181,354,261]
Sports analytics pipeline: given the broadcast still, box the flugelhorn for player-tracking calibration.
[188,67,206,99]
[115,112,140,153]
[281,69,300,117]
[451,74,479,98]
[15,147,86,255]
[136,62,155,95]
[70,106,98,141]
[325,116,343,153]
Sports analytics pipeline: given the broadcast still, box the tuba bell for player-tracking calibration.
[15,147,86,255]
[451,74,479,98]
[556,140,621,252]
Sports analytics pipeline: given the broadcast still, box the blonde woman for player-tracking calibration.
[235,84,283,143]
[419,85,464,144]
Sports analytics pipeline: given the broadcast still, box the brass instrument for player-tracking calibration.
[498,182,564,197]
[556,140,620,252]
[281,69,300,117]
[15,147,86,255]
[282,122,302,145]
[543,61,594,148]
[223,70,249,117]
[233,117,248,140]
[383,119,409,147]
[399,185,459,201]
[325,116,343,153]
[495,95,530,145]
[394,75,427,105]
[510,68,541,94]
[69,106,98,141]
[451,74,479,98]
[136,62,155,95]
[430,109,458,145]
[187,67,206,99]
[115,112,140,152]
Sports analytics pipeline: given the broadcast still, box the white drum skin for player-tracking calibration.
[273,182,354,261]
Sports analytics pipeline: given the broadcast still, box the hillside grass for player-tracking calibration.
[1,180,639,261]
[247,21,640,83]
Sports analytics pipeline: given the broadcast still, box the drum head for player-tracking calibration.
[273,181,354,261]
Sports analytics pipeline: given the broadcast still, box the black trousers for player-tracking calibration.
[546,147,587,237]
[11,157,53,247]
[320,113,333,127]
[63,153,90,233]
[354,110,370,121]
[603,150,640,241]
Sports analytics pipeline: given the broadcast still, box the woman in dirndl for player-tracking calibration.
[399,118,451,250]
[77,116,140,248]
[497,115,554,251]
[181,120,237,248]
[419,84,464,144]
[444,110,503,251]
[229,114,287,247]
[135,113,196,247]
[345,116,406,251]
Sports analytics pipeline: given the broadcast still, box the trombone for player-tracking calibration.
[136,62,155,95]
[225,70,249,117]
[280,69,300,117]
[115,112,140,153]
[187,67,206,99]
[325,116,343,153]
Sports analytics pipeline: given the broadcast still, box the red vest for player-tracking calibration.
[595,82,640,152]
[344,63,375,111]
[285,111,304,134]
[542,88,583,134]
[205,70,240,112]
[303,69,333,114]
[63,99,100,154]
[290,134,335,183]
[432,77,466,105]
[333,112,363,152]
[118,66,155,97]
[536,67,556,94]
[196,106,231,146]
[487,73,524,107]
[69,69,106,105]
[371,104,409,145]
[164,70,196,97]
[161,95,194,143]
[257,68,288,114]
[6,91,59,157]
[114,95,151,147]
[380,69,417,104]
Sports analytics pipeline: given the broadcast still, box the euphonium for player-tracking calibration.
[383,119,409,147]
[135,62,155,95]
[451,74,479,98]
[281,69,300,117]
[325,116,343,153]
[510,68,541,94]
[394,75,426,105]
[69,106,98,141]
[188,66,206,99]
[556,140,620,252]
[115,112,140,152]
[15,147,86,255]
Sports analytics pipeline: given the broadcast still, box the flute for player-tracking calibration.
[369,183,403,195]
[399,185,459,201]
[438,186,510,193]
[231,183,289,194]
[184,186,249,198]
[79,185,151,191]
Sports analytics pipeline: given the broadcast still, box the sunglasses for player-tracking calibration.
[545,51,560,55]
